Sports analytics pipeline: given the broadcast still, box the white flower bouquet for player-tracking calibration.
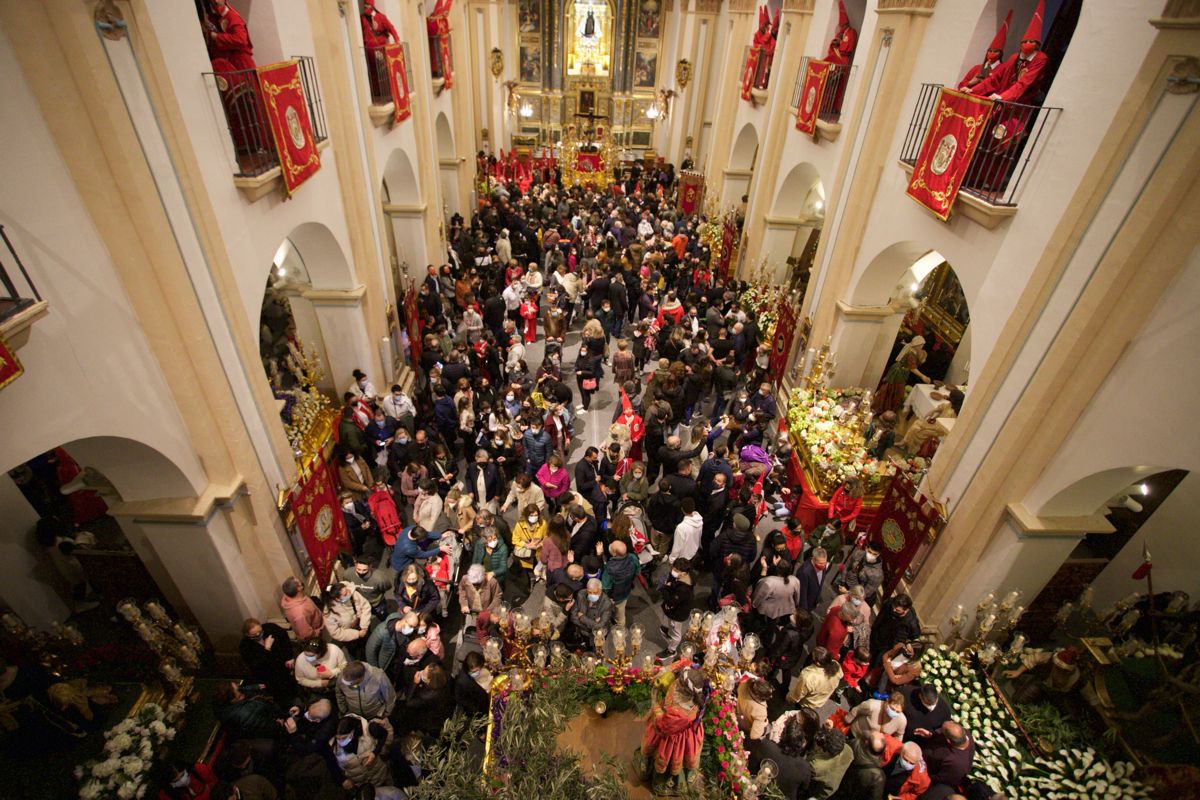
[923,647,1149,799]
[76,699,187,800]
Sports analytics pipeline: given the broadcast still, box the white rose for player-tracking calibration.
[118,781,139,800]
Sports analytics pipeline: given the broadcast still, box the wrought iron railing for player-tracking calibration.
[428,33,447,80]
[793,58,853,124]
[0,225,42,325]
[365,42,414,105]
[899,82,1062,207]
[203,55,328,179]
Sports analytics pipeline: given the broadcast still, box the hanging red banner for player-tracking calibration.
[740,48,760,101]
[427,0,454,89]
[403,286,422,365]
[679,171,705,217]
[769,298,796,386]
[715,215,736,282]
[795,59,832,136]
[905,88,994,221]
[866,472,943,599]
[257,60,322,196]
[0,334,24,393]
[385,43,411,124]
[290,458,351,586]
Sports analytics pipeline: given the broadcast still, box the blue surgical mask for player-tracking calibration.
[886,708,901,719]
[898,757,915,771]
[588,593,601,603]
[400,625,415,635]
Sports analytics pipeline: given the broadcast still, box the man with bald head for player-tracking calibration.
[571,578,615,644]
[881,738,931,800]
[920,719,975,793]
[601,540,641,626]
[655,433,706,478]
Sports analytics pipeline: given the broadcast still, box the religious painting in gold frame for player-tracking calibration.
[564,0,614,77]
[917,262,969,346]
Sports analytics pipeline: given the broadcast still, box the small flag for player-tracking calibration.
[1131,543,1153,580]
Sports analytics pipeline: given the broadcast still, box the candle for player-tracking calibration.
[680,643,696,663]
[533,646,548,670]
[722,670,739,695]
[741,633,760,664]
[978,614,996,636]
[1001,591,1020,609]
[1116,609,1140,635]
[1009,633,1026,656]
[550,641,566,667]
[539,610,552,631]
[704,646,719,668]
[612,626,627,656]
[630,623,644,649]
[484,637,503,667]
[976,593,995,614]
[583,655,599,672]
[1008,605,1024,623]
[638,654,654,672]
[2,613,27,637]
[978,643,1000,666]
[1053,602,1075,624]
[688,610,703,633]
[593,627,607,654]
[496,602,510,627]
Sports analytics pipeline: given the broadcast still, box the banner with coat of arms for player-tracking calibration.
[0,334,24,392]
[257,60,322,196]
[679,171,705,217]
[385,44,411,124]
[290,458,350,586]
[794,59,832,136]
[867,472,943,599]
[905,88,994,221]
[769,297,796,386]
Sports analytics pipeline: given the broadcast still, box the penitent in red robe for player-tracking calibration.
[207,4,256,71]
[361,8,400,96]
[970,50,1049,104]
[643,700,703,775]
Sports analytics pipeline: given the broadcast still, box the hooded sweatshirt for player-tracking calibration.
[280,593,324,640]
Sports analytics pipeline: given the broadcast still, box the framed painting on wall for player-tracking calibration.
[634,50,657,89]
[519,43,543,84]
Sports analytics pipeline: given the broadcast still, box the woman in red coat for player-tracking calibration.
[519,296,539,343]
[827,476,864,529]
[816,601,857,658]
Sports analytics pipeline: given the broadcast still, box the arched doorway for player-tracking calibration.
[766,162,824,294]
[382,147,429,273]
[259,223,372,434]
[435,112,459,219]
[837,243,971,464]
[723,122,759,207]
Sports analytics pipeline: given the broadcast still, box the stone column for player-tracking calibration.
[304,287,378,385]
[0,476,71,628]
[738,0,814,267]
[701,0,756,201]
[828,301,901,389]
[802,1,937,345]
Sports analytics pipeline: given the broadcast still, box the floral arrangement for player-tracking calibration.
[922,646,1150,799]
[700,694,758,799]
[76,699,187,800]
[786,387,928,493]
[739,284,784,341]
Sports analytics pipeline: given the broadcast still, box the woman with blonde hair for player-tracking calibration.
[510,504,547,604]
[612,338,637,387]
[582,317,607,358]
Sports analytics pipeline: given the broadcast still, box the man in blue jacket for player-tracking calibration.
[390,524,444,573]
[521,420,552,473]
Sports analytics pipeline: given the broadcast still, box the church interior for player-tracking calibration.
[0,0,1198,798]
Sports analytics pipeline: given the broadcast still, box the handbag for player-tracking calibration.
[582,377,598,391]
[513,546,534,559]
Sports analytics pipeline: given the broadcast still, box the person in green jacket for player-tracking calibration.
[619,462,650,504]
[473,525,509,583]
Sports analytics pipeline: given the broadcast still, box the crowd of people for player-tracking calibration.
[176,163,991,800]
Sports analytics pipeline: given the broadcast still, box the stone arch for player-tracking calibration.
[1034,466,1181,518]
[849,241,935,307]
[435,112,455,159]
[277,221,356,291]
[771,162,823,219]
[382,147,421,206]
[729,123,759,171]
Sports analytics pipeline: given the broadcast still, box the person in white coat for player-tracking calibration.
[670,496,704,564]
[496,229,512,265]
[294,638,348,690]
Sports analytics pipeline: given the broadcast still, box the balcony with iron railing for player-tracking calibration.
[791,58,855,142]
[365,42,414,126]
[898,83,1062,228]
[0,225,48,348]
[428,32,450,93]
[203,55,330,201]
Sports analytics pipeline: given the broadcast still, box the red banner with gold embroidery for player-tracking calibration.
[257,60,322,196]
[866,472,943,599]
[291,458,350,586]
[403,286,422,365]
[905,88,993,221]
[769,298,796,386]
[679,171,704,217]
[795,59,832,136]
[0,334,23,392]
[741,47,760,101]
[385,44,411,124]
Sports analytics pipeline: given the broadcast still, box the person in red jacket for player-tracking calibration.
[957,10,1011,91]
[816,601,857,657]
[827,476,864,529]
[361,0,400,99]
[203,0,255,71]
[970,0,1049,105]
[159,760,218,800]
[880,736,932,800]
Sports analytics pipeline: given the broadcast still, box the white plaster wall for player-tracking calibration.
[0,28,206,495]
[140,1,362,334]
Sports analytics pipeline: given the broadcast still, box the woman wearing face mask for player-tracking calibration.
[323,582,373,659]
[158,759,218,800]
[509,505,548,604]
[843,690,907,740]
[836,543,884,606]
[535,454,570,513]
[294,638,347,693]
[412,479,444,533]
[365,611,418,674]
[331,714,393,791]
[395,564,440,618]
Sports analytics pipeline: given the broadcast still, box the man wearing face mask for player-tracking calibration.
[335,660,395,721]
[323,582,373,659]
[239,617,296,704]
[900,684,952,742]
[881,738,930,800]
[836,543,884,607]
[571,578,615,646]
[333,554,394,620]
[465,449,502,515]
[657,558,695,659]
[340,492,380,560]
[970,1,1049,106]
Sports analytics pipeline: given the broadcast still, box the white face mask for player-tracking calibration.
[851,597,862,606]
[336,735,353,747]
[588,593,601,603]
[400,625,415,635]
[527,516,539,524]
[469,669,481,679]
[170,774,190,789]
[865,553,879,563]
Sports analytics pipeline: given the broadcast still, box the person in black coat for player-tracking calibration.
[340,494,381,560]
[398,663,453,738]
[663,459,698,503]
[870,593,922,666]
[657,559,695,658]
[746,713,812,800]
[283,697,339,777]
[464,450,502,510]
[764,609,815,694]
[795,547,831,612]
[900,684,952,741]
[646,480,682,552]
[574,447,607,517]
[455,652,491,718]
[567,505,601,563]
[239,619,297,706]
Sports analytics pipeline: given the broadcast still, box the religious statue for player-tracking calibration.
[583,9,597,39]
[635,667,706,795]
[871,336,930,415]
[958,10,1011,91]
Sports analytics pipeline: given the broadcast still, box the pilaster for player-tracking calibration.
[702,3,756,201]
